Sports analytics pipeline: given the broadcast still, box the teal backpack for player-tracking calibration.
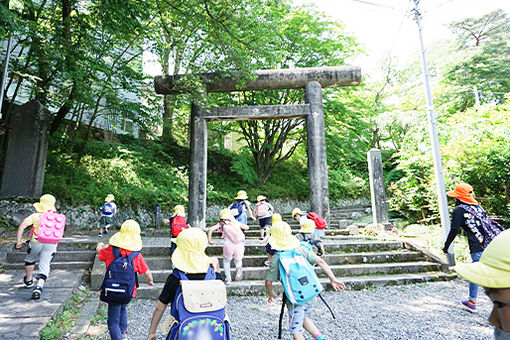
[277,249,323,305]
[277,248,335,339]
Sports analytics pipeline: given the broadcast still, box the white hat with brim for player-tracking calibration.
[171,228,211,274]
[268,221,300,251]
[109,220,143,251]
[33,194,56,213]
[235,190,248,200]
[453,229,510,288]
[299,219,315,234]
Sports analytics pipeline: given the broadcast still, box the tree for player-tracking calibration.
[210,5,359,186]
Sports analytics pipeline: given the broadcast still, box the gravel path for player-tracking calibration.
[121,279,493,340]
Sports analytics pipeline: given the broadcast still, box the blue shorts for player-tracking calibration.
[288,300,314,334]
[314,228,325,239]
[258,216,272,229]
[265,243,276,256]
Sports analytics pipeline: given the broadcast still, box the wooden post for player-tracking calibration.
[305,81,330,223]
[188,103,208,229]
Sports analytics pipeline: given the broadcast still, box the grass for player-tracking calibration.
[40,286,91,340]
[90,304,107,325]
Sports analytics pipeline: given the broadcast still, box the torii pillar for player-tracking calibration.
[155,66,361,228]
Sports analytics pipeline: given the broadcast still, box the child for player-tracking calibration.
[163,205,189,255]
[229,190,256,225]
[208,208,249,284]
[15,194,62,299]
[259,213,282,266]
[253,195,274,239]
[146,228,223,340]
[292,208,327,239]
[265,221,345,340]
[296,219,326,257]
[98,194,117,237]
[97,220,154,340]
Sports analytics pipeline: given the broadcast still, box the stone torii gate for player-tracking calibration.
[154,66,361,228]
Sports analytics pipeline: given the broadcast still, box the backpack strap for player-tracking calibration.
[127,251,139,262]
[318,293,336,319]
[278,294,287,339]
[172,269,189,281]
[203,266,216,280]
[112,246,121,259]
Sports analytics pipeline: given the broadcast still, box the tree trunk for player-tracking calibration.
[162,95,174,140]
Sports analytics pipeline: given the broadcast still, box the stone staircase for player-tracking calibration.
[2,235,97,272]
[86,205,456,298]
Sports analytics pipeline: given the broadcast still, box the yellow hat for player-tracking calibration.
[105,194,115,202]
[256,195,267,202]
[109,220,143,251]
[268,221,300,251]
[292,208,305,218]
[299,219,315,234]
[272,213,282,224]
[220,208,235,221]
[34,194,56,213]
[171,228,211,274]
[172,205,186,217]
[454,229,510,288]
[235,190,248,200]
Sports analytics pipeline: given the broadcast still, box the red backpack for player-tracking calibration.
[307,212,327,230]
[171,216,188,237]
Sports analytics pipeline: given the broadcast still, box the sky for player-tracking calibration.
[296,0,510,78]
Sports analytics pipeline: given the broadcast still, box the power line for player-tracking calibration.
[350,0,396,10]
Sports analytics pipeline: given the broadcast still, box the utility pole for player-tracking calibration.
[411,0,455,266]
[473,86,481,106]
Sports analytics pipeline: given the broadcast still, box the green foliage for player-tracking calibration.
[44,135,189,209]
[230,150,259,186]
[40,287,90,340]
[90,305,107,325]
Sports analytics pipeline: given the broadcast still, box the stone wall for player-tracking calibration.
[0,200,157,230]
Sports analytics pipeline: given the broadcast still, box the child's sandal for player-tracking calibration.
[23,276,33,287]
[31,286,43,300]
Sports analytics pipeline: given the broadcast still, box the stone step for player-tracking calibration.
[134,272,457,299]
[5,250,96,263]
[148,261,441,282]
[133,240,405,257]
[3,261,93,271]
[140,250,425,270]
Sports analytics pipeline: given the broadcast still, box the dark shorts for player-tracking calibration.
[265,243,276,256]
[100,216,113,228]
[259,216,272,229]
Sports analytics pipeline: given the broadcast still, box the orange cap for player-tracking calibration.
[447,183,478,205]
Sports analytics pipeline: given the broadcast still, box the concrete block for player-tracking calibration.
[347,225,359,235]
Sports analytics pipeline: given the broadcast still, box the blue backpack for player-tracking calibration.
[99,247,139,304]
[166,267,230,340]
[276,248,335,339]
[230,202,243,217]
[101,202,115,216]
[277,249,323,305]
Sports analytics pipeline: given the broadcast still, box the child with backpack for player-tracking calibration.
[259,213,282,266]
[265,221,345,340]
[163,205,189,255]
[292,208,328,239]
[253,195,274,240]
[15,194,66,300]
[442,183,504,311]
[296,219,326,258]
[98,194,117,237]
[208,208,249,284]
[229,190,256,225]
[97,219,154,340]
[146,227,228,340]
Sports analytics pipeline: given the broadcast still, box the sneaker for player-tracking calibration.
[235,268,243,281]
[121,331,128,340]
[23,276,33,288]
[225,278,232,285]
[264,260,270,267]
[97,232,103,237]
[31,286,43,300]
[462,299,476,311]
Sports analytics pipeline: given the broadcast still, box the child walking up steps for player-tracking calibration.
[208,208,249,284]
